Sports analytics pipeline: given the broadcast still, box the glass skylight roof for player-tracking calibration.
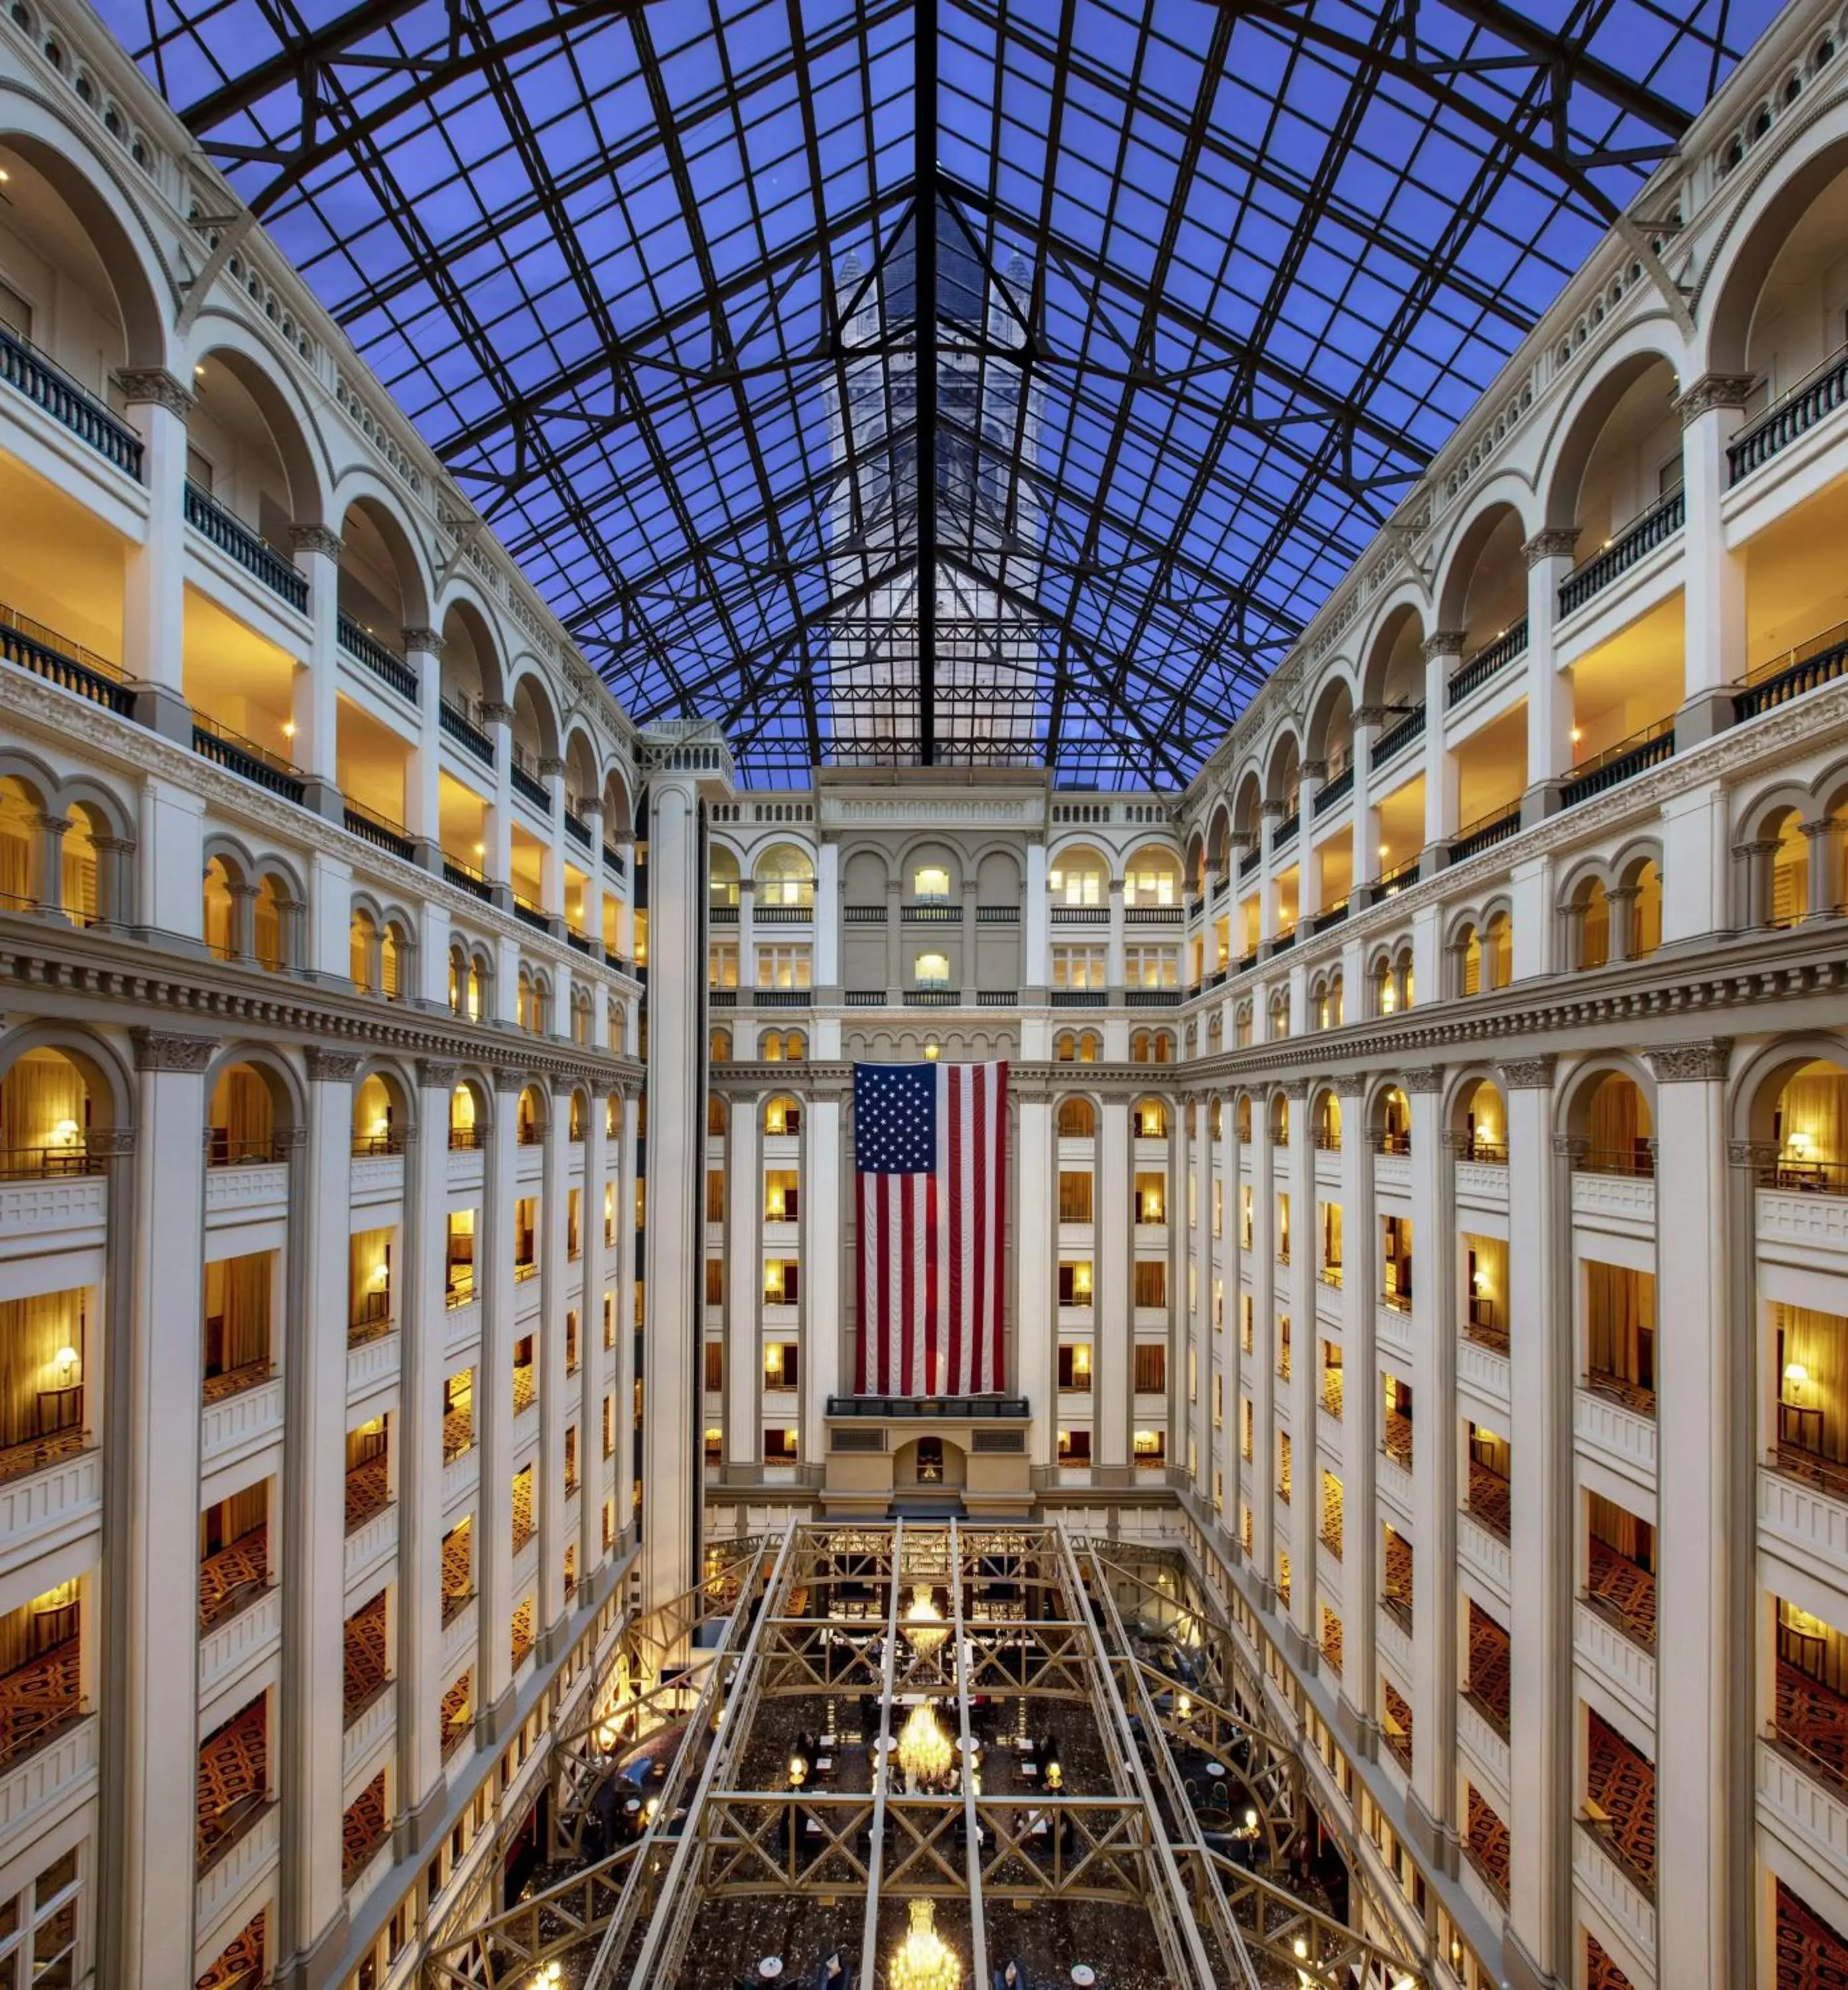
[107,0,1776,785]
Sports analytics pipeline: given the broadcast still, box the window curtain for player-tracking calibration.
[1587,1079,1649,1161]
[1778,1071,1848,1167]
[1586,1264,1655,1386]
[0,785,34,909]
[253,882,283,969]
[205,1256,271,1374]
[210,1068,273,1152]
[60,816,97,923]
[0,1293,78,1445]
[2,1053,85,1155]
[1779,1304,1848,1466]
[1588,1491,1653,1569]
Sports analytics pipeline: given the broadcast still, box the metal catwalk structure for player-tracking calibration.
[109,0,1773,783]
[420,1522,1428,1990]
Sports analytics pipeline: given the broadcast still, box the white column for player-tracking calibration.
[1017,1087,1055,1469]
[1096,1099,1132,1475]
[537,1079,571,1635]
[477,1067,521,1718]
[539,758,568,921]
[279,1049,359,1975]
[107,1029,213,1990]
[1247,1094,1276,1593]
[1191,1098,1213,1504]
[117,372,192,740]
[1422,633,1463,858]
[815,834,841,991]
[1296,768,1324,925]
[614,1089,639,1547]
[1500,1056,1571,1990]
[805,1083,844,1447]
[288,526,343,821]
[1215,1091,1238,1539]
[397,1064,452,1841]
[726,1091,761,1474]
[1024,836,1049,990]
[1648,1039,1743,1987]
[1677,375,1754,741]
[1335,1073,1376,1749]
[736,877,757,997]
[1405,1066,1456,1867]
[579,803,606,948]
[1283,1079,1318,1658]
[1106,876,1126,991]
[578,1072,609,1583]
[1350,714,1384,898]
[1521,531,1579,821]
[638,746,719,1609]
[483,704,515,909]
[404,626,445,868]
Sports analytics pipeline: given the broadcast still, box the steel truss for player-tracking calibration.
[115,0,1768,785]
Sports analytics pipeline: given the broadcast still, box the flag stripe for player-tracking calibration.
[854,1059,1008,1398]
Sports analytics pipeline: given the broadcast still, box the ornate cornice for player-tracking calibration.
[1279,1078,1312,1100]
[305,1046,363,1083]
[493,1065,530,1094]
[539,756,566,780]
[1299,760,1327,783]
[1674,372,1756,425]
[1646,1037,1733,1085]
[131,1027,217,1073]
[482,701,515,726]
[289,524,344,562]
[1521,528,1579,568]
[117,367,194,416]
[1353,704,1394,728]
[1420,630,1466,661]
[419,1059,461,1090]
[1497,1055,1556,1091]
[85,1128,136,1159]
[1400,1066,1444,1094]
[402,627,446,655]
[275,1126,308,1154]
[1335,1073,1370,1098]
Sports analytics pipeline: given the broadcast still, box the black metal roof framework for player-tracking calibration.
[111,0,1774,787]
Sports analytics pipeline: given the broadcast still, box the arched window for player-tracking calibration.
[204,857,238,962]
[1580,1071,1654,1177]
[208,1061,275,1166]
[1377,1087,1410,1154]
[913,952,951,987]
[709,846,740,910]
[449,1084,480,1150]
[3,1047,96,1173]
[350,907,379,992]
[1055,1032,1077,1063]
[784,1030,807,1061]
[1133,1098,1167,1139]
[761,1031,784,1063]
[710,1028,732,1063]
[1056,1098,1096,1139]
[912,863,953,901]
[755,844,816,910]
[1574,879,1611,971]
[765,1095,802,1136]
[0,779,42,913]
[708,1095,728,1138]
[1270,1093,1290,1145]
[1459,1079,1506,1162]
[1049,846,1108,908]
[1314,1093,1341,1151]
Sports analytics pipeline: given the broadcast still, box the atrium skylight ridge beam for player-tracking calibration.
[915,13,939,767]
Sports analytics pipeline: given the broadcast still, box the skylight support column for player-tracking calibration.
[913,3,939,766]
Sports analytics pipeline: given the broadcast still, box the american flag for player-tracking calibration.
[853,1059,1008,1396]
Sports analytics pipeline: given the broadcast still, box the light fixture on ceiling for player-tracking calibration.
[887,1899,959,1990]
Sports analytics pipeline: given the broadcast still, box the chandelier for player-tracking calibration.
[903,1585,948,1662]
[887,1898,961,1990]
[895,1701,953,1785]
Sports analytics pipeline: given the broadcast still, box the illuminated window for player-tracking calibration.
[913,952,951,986]
[912,866,952,900]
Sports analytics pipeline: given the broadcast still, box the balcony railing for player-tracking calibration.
[199,1530,270,1632]
[1448,618,1528,705]
[1558,718,1674,810]
[439,696,495,765]
[184,482,308,610]
[1557,489,1683,618]
[604,842,627,880]
[337,613,417,700]
[1238,844,1261,881]
[1272,811,1299,851]
[842,904,886,924]
[511,759,550,810]
[902,902,960,922]
[0,323,143,476]
[1309,899,1349,933]
[0,1141,104,1181]
[1370,702,1425,769]
[1735,617,1848,722]
[192,716,305,805]
[513,895,549,932]
[344,800,416,863]
[1313,763,1354,815]
[828,1394,1029,1418]
[976,904,1020,923]
[444,855,494,902]
[905,989,960,1007]
[0,604,135,714]
[1449,801,1522,866]
[1730,344,1848,484]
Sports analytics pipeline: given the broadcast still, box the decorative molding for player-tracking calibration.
[1646,1037,1733,1084]
[130,1027,217,1073]
[482,702,515,726]
[538,756,566,780]
[493,1065,529,1094]
[85,1128,136,1159]
[1335,1074,1370,1098]
[402,628,446,655]
[1280,1079,1312,1100]
[1551,1132,1589,1158]
[419,1060,461,1090]
[1497,1055,1556,1091]
[289,524,344,562]
[1353,704,1394,728]
[1674,372,1756,425]
[1400,1066,1444,1094]
[1299,760,1328,783]
[1727,1140,1778,1167]
[275,1126,308,1154]
[116,368,194,416]
[1521,529,1579,568]
[1421,630,1466,661]
[305,1047,363,1083]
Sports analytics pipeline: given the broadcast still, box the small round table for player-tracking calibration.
[1071,1967,1096,1987]
[955,1735,978,1755]
[878,1735,898,1754]
[758,1960,785,1983]
[1205,1761,1227,1780]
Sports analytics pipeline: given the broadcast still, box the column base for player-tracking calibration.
[1520,781,1563,830]
[1501,1928,1565,1990]
[1333,1693,1374,1758]
[272,1904,350,1990]
[1282,1621,1316,1673]
[300,776,344,825]
[1403,1787,1457,1875]
[1676,685,1738,748]
[397,1779,448,1858]
[1418,840,1451,880]
[480,1681,521,1749]
[132,682,193,746]
[409,836,443,876]
[488,882,515,913]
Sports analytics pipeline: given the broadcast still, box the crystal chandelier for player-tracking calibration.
[887,1898,961,1990]
[895,1701,953,1785]
[903,1585,947,1662]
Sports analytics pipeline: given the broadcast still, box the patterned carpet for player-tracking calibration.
[0,1638,80,1767]
[1584,1368,1655,1416]
[197,1700,267,1864]
[511,1599,534,1671]
[342,1770,387,1882]
[1467,1604,1511,1727]
[1465,1784,1509,1897]
[442,1526,473,1622]
[1467,1459,1510,1539]
[512,1362,536,1414]
[0,1427,86,1487]
[443,1404,472,1463]
[1585,1712,1655,1887]
[1320,1474,1344,1558]
[1776,1658,1848,1788]
[512,1469,535,1554]
[343,1594,389,1721]
[1585,1932,1636,1990]
[199,1525,268,1630]
[195,1909,265,1990]
[1319,1609,1343,1677]
[1381,1681,1412,1770]
[1384,1530,1414,1614]
[1778,1879,1848,1990]
[1321,1366,1344,1420]
[1587,1538,1657,1648]
[344,1454,390,1533]
[440,1672,472,1758]
[202,1360,271,1406]
[1774,1443,1848,1502]
[1382,1409,1413,1467]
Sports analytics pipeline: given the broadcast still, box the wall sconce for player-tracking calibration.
[49,1119,79,1148]
[53,1346,78,1385]
[1790,1130,1815,1161]
[1784,1361,1810,1400]
[371,1262,390,1290]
